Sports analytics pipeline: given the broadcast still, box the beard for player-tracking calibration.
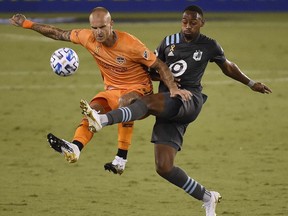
[184,33,193,40]
[182,30,200,42]
[183,32,195,42]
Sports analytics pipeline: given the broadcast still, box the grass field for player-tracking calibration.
[0,13,288,216]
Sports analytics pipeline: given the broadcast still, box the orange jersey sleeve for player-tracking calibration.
[70,29,155,91]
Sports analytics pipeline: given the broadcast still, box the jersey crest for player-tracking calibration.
[193,50,203,61]
[116,56,126,65]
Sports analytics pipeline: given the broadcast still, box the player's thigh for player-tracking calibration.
[172,91,204,123]
[90,90,120,113]
[142,92,182,118]
[151,118,188,151]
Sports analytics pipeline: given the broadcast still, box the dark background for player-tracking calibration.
[1,0,288,13]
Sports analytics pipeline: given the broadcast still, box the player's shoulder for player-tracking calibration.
[71,29,93,39]
[162,32,181,47]
[198,34,218,45]
[199,34,224,55]
[115,30,147,51]
[72,28,92,35]
[70,29,94,44]
[115,30,140,42]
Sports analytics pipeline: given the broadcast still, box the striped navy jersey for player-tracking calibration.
[155,32,226,91]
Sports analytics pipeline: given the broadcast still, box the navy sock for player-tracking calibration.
[106,99,148,125]
[162,166,208,201]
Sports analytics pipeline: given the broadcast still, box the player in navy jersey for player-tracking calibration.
[78,5,271,216]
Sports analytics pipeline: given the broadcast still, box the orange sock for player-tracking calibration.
[117,122,134,151]
[72,119,93,146]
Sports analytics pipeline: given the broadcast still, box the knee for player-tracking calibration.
[155,161,173,177]
[119,92,140,107]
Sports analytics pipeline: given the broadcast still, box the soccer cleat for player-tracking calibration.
[47,133,80,163]
[104,156,127,175]
[202,191,222,216]
[80,99,102,133]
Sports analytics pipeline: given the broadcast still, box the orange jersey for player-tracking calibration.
[70,29,156,91]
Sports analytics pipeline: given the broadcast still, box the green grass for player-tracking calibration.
[0,13,288,216]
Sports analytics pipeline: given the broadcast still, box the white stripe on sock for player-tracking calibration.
[188,181,198,194]
[120,107,132,122]
[120,108,126,122]
[182,177,191,189]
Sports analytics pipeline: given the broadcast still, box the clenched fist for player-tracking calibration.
[10,14,27,27]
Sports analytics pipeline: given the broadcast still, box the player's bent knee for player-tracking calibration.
[155,163,173,177]
[119,91,141,107]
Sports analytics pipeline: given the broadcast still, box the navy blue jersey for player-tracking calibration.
[155,32,226,92]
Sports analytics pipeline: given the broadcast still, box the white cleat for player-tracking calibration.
[202,191,222,216]
[47,133,80,163]
[104,156,127,175]
[80,99,102,133]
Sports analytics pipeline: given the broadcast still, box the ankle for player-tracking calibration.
[72,140,84,151]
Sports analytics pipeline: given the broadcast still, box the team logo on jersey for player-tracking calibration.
[143,50,149,60]
[116,56,126,65]
[193,50,203,61]
[168,45,175,56]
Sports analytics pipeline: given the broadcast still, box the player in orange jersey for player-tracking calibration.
[10,7,191,174]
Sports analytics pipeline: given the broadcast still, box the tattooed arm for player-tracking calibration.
[10,14,71,41]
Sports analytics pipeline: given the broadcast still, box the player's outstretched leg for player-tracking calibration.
[104,156,127,175]
[80,99,102,132]
[202,191,222,216]
[47,133,80,163]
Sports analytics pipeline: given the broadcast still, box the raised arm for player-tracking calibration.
[217,59,272,94]
[10,14,71,41]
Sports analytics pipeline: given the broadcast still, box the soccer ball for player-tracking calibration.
[50,47,79,76]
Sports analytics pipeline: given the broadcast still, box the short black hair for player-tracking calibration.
[183,5,204,17]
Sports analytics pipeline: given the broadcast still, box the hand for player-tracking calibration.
[251,82,272,94]
[10,14,27,27]
[170,88,193,101]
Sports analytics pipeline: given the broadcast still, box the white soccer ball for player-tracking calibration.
[50,47,79,76]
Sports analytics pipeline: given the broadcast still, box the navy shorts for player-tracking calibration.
[151,90,205,151]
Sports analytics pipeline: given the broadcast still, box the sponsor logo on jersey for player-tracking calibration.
[193,50,203,61]
[98,59,127,72]
[169,60,187,77]
[116,56,126,65]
